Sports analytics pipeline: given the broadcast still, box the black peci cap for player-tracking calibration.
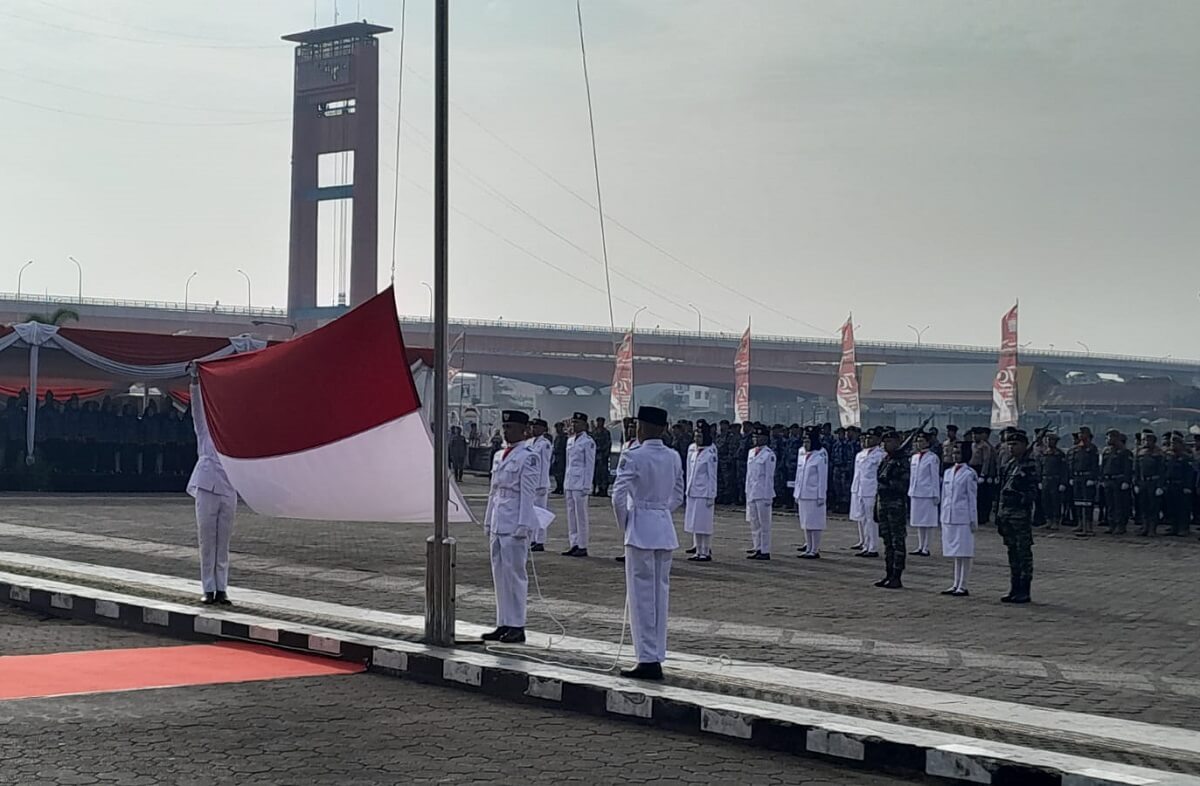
[502,410,529,425]
[636,406,668,426]
[572,412,589,422]
[530,418,547,428]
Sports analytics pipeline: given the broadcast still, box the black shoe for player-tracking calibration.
[745,548,758,554]
[214,591,231,606]
[883,577,903,589]
[952,589,970,597]
[481,626,508,641]
[614,555,625,563]
[849,543,864,551]
[749,552,770,560]
[874,575,892,587]
[798,552,820,560]
[569,548,589,558]
[530,543,545,552]
[909,548,924,555]
[685,547,697,554]
[695,555,713,562]
[498,627,526,644]
[940,587,958,595]
[561,546,579,556]
[200,592,216,605]
[620,662,664,680]
[1000,577,1017,603]
[858,551,879,558]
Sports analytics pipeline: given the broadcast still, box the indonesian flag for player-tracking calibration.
[196,287,472,524]
[990,302,1019,429]
[609,330,634,424]
[836,317,861,428]
[734,323,751,422]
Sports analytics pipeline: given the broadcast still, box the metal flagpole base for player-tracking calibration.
[424,535,456,646]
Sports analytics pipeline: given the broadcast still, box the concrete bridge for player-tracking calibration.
[2,293,1197,396]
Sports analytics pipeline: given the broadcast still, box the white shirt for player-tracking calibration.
[564,432,596,492]
[686,443,718,501]
[484,441,541,536]
[187,380,236,498]
[793,447,828,502]
[527,434,553,492]
[940,464,979,527]
[909,450,942,500]
[612,439,684,550]
[851,446,885,497]
[744,445,776,502]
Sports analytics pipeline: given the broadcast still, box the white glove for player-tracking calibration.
[1155,488,1164,497]
[977,477,985,485]
[706,499,714,508]
[1067,479,1074,486]
[1058,485,1066,492]
[514,526,530,539]
[969,522,978,532]
[1085,480,1095,487]
[1134,485,1140,494]
[1038,483,1044,490]
[1121,482,1129,491]
[1186,489,1194,495]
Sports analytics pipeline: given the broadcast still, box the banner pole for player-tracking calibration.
[425,0,456,647]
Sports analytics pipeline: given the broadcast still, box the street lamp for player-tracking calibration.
[236,269,251,310]
[420,281,434,319]
[631,305,647,331]
[67,256,82,301]
[906,323,931,345]
[687,303,702,334]
[17,260,33,297]
[1076,340,1091,356]
[184,271,198,310]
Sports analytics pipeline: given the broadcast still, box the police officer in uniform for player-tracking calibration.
[1068,426,1100,537]
[997,430,1037,604]
[612,406,684,680]
[1037,432,1068,530]
[874,429,910,589]
[481,410,541,644]
[187,365,238,606]
[1163,434,1195,536]
[1100,429,1134,535]
[1135,430,1166,536]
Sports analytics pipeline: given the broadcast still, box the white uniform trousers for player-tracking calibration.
[490,533,529,628]
[534,489,550,543]
[854,495,879,553]
[625,546,672,664]
[195,488,236,594]
[746,500,772,554]
[566,490,590,548]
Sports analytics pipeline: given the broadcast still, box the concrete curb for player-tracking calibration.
[3,572,1193,786]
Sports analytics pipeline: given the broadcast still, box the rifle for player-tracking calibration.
[897,413,934,454]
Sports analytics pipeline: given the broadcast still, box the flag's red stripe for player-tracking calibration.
[198,288,420,459]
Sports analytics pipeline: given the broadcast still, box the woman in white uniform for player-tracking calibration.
[794,427,829,559]
[940,441,978,596]
[908,431,941,556]
[684,424,718,561]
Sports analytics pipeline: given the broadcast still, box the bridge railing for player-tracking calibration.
[0,292,288,318]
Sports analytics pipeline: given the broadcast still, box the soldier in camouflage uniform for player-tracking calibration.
[783,424,801,512]
[1100,429,1134,535]
[1036,432,1068,530]
[997,430,1038,604]
[1067,426,1100,537]
[1163,434,1195,536]
[1135,430,1166,536]
[873,429,910,590]
[715,421,732,504]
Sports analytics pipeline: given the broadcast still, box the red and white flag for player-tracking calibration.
[836,318,861,428]
[197,287,472,524]
[990,303,1019,429]
[609,330,634,423]
[734,323,751,422]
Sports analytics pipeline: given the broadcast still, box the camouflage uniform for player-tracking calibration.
[874,451,910,583]
[997,452,1038,600]
[1100,443,1134,534]
[1036,445,1068,530]
[1135,445,1166,536]
[592,425,613,496]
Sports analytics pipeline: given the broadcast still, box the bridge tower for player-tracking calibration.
[282,22,392,326]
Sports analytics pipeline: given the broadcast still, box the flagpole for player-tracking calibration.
[425,0,456,647]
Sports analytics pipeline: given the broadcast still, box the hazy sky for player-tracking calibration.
[3,1,1199,358]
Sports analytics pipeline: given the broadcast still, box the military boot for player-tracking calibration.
[1000,575,1018,603]
[1010,578,1032,604]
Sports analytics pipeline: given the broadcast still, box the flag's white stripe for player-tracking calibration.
[218,412,473,524]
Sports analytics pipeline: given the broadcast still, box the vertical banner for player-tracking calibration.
[609,330,634,423]
[990,303,1019,428]
[734,323,751,422]
[836,318,861,428]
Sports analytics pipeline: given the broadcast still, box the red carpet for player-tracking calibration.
[0,641,364,701]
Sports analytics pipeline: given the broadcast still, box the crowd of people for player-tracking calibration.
[1,390,198,484]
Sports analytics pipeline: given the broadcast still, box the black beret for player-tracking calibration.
[502,410,529,425]
[881,428,900,440]
[1009,431,1029,444]
[572,412,589,422]
[530,418,547,428]
[636,406,668,426]
[752,425,770,437]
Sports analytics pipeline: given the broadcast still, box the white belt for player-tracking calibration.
[492,488,520,499]
[633,502,670,510]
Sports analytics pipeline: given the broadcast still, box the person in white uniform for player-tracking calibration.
[612,417,640,565]
[744,425,776,560]
[481,410,541,644]
[612,405,684,680]
[850,427,885,558]
[684,423,718,561]
[794,426,829,559]
[527,417,553,552]
[187,367,238,606]
[908,432,942,556]
[940,440,978,596]
[562,411,596,557]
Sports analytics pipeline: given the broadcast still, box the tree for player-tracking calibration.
[24,308,80,326]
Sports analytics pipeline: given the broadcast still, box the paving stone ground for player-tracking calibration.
[0,606,917,785]
[1,481,1198,730]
